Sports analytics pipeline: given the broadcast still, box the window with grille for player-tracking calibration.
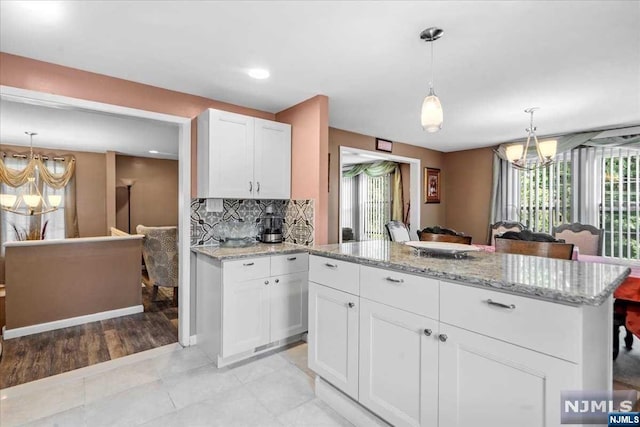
[510,146,639,260]
[340,172,391,241]
[601,148,639,259]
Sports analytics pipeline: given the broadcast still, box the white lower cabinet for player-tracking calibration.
[308,282,359,399]
[438,324,576,427]
[270,272,309,342]
[359,299,438,427]
[222,277,270,357]
[196,252,308,366]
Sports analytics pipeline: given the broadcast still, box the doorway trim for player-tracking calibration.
[0,85,192,346]
[339,146,421,241]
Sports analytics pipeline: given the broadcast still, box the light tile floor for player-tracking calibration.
[0,342,352,427]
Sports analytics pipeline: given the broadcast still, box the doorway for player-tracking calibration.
[339,147,421,242]
[0,86,191,386]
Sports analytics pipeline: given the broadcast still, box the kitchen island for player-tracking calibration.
[306,241,630,427]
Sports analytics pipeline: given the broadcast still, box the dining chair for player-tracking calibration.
[488,221,525,245]
[552,223,604,256]
[136,225,179,305]
[418,232,472,245]
[385,221,411,242]
[495,237,574,260]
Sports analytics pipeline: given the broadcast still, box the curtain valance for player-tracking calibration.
[0,151,76,189]
[494,129,640,162]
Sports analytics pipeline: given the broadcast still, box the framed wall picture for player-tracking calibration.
[424,167,441,203]
[375,138,393,153]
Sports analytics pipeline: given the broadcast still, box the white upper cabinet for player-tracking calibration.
[197,109,291,199]
[254,118,291,200]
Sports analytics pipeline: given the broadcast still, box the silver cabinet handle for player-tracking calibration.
[325,263,338,269]
[287,256,297,261]
[275,279,280,283]
[249,181,253,193]
[264,280,269,285]
[423,329,432,336]
[438,334,448,342]
[348,302,355,308]
[485,299,516,310]
[385,277,404,284]
[243,262,254,266]
[256,181,260,193]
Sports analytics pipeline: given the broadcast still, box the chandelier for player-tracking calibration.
[505,108,557,170]
[420,27,444,133]
[0,132,62,216]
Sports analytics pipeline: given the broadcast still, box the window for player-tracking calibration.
[506,146,639,260]
[601,149,639,259]
[0,156,66,243]
[341,172,391,241]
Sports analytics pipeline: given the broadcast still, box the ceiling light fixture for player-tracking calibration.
[0,132,63,216]
[248,68,270,80]
[420,27,444,133]
[505,108,557,170]
[149,150,159,154]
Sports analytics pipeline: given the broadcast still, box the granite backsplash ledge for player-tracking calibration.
[190,199,314,246]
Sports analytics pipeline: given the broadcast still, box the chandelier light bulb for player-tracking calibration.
[23,194,42,208]
[0,194,17,208]
[48,194,62,208]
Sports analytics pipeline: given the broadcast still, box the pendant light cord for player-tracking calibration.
[430,41,435,90]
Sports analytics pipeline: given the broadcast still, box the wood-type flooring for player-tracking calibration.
[0,282,178,388]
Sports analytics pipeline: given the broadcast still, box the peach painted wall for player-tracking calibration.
[276,95,330,245]
[0,144,107,237]
[328,128,446,244]
[443,147,494,244]
[0,53,276,197]
[115,155,179,232]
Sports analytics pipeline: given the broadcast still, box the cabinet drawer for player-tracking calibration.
[360,266,439,319]
[440,282,580,362]
[271,253,308,276]
[309,256,359,295]
[223,256,271,282]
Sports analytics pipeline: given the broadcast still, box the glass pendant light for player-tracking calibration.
[420,27,444,132]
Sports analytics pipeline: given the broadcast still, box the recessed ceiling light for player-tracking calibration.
[247,68,270,80]
[149,150,159,154]
[14,1,64,23]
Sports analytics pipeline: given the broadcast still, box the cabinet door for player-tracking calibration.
[308,282,359,399]
[253,119,291,199]
[209,110,254,198]
[270,272,308,342]
[438,324,577,427]
[222,278,270,357]
[359,299,438,427]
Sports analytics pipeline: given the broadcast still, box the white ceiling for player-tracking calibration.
[0,98,179,158]
[1,1,639,152]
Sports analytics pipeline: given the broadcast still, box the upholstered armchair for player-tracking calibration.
[136,225,178,305]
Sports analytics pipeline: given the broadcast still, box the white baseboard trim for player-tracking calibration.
[315,376,390,427]
[2,305,144,339]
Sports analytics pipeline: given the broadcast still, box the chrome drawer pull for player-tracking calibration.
[485,299,516,310]
[287,256,297,261]
[249,181,253,193]
[325,263,338,269]
[438,334,448,342]
[348,302,355,308]
[423,329,432,336]
[385,277,404,284]
[243,262,255,267]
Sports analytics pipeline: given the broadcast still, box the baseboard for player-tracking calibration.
[315,376,390,427]
[215,333,304,368]
[189,335,197,346]
[2,305,144,339]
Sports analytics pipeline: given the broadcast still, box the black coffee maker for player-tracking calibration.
[260,205,283,243]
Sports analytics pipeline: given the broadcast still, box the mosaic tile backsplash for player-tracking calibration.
[191,199,314,246]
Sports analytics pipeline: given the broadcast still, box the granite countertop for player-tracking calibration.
[192,242,308,260]
[307,241,630,307]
